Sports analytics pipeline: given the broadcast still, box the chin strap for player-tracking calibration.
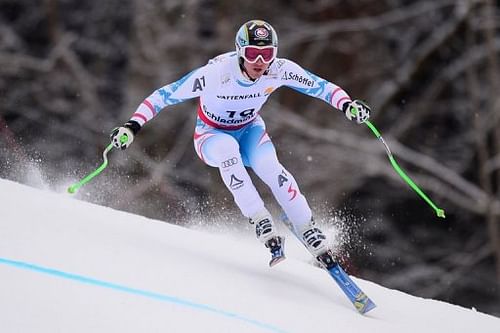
[239,60,256,82]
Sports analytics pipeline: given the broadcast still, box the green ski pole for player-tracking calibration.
[351,106,445,218]
[67,135,127,194]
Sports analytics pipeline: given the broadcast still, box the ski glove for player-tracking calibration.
[342,99,371,124]
[110,120,141,150]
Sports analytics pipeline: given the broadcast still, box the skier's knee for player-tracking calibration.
[212,137,241,167]
[251,153,280,177]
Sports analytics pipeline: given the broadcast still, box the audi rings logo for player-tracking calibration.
[222,157,238,168]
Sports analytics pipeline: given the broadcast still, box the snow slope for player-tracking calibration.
[0,178,499,333]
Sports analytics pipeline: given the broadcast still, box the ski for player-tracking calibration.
[280,213,376,314]
[269,254,286,267]
[326,263,376,314]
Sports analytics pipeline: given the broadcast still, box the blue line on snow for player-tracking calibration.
[0,257,288,333]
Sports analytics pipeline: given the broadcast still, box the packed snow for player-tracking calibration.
[1,178,499,332]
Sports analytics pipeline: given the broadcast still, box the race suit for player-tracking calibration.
[129,51,351,235]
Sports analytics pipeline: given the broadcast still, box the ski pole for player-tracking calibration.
[67,135,127,194]
[351,106,445,218]
[67,143,113,194]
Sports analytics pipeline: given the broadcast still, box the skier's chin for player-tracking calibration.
[248,67,266,80]
[251,70,263,78]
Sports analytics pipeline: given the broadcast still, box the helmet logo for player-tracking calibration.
[254,27,269,39]
[238,36,248,46]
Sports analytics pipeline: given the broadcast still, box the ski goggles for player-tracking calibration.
[241,46,277,64]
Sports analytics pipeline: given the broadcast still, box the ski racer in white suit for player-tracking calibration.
[111,20,371,268]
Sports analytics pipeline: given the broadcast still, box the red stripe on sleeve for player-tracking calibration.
[142,100,156,117]
[336,97,351,110]
[329,87,342,105]
[132,113,148,123]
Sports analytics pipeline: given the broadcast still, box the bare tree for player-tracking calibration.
[1,0,499,315]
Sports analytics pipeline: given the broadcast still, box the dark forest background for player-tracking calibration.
[1,0,499,316]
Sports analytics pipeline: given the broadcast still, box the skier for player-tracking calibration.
[111,19,371,268]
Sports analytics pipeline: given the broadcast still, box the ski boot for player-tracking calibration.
[316,249,336,270]
[251,212,274,241]
[250,209,286,267]
[265,236,286,267]
[299,222,337,269]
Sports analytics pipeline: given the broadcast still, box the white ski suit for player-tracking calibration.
[129,52,352,250]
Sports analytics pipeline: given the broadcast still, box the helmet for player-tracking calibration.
[235,20,278,63]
